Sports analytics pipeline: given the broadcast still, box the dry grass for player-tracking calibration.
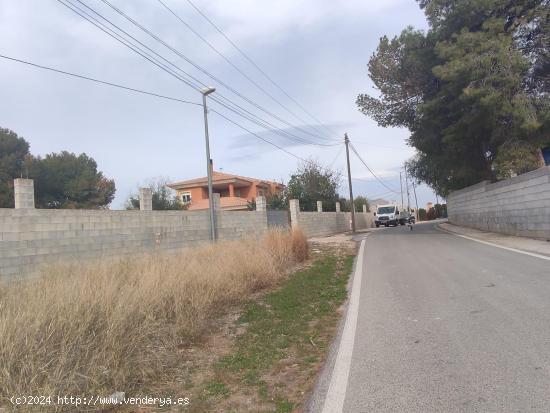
[0,229,308,409]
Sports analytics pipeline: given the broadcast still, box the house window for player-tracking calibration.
[181,192,192,204]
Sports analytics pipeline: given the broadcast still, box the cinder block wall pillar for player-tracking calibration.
[254,195,269,230]
[317,200,323,212]
[289,199,300,229]
[256,195,266,212]
[335,201,341,212]
[212,193,221,211]
[211,193,220,239]
[363,204,367,213]
[139,187,153,211]
[14,178,35,209]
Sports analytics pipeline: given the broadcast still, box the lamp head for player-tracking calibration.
[201,86,216,96]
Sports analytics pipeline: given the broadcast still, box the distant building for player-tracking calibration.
[426,202,434,211]
[167,171,285,211]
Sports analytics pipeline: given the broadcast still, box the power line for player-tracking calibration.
[184,0,339,139]
[0,54,201,105]
[0,63,310,174]
[156,0,335,142]
[352,141,407,150]
[86,0,339,146]
[339,185,396,201]
[211,98,340,147]
[59,0,338,148]
[329,144,344,168]
[97,0,338,144]
[57,0,203,91]
[53,0,341,166]
[210,108,308,162]
[348,142,400,194]
[367,189,398,199]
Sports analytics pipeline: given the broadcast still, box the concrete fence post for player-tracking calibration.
[289,199,300,229]
[212,193,221,211]
[363,204,367,213]
[317,200,323,212]
[335,201,341,212]
[14,178,35,209]
[256,195,266,212]
[139,187,153,211]
[210,193,221,240]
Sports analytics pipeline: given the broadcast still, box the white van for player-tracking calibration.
[375,204,406,227]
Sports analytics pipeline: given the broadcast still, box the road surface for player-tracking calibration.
[320,222,550,413]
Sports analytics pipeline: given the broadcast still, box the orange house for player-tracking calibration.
[167,171,285,211]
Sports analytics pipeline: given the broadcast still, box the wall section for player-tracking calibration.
[0,209,268,278]
[290,209,374,238]
[447,166,550,239]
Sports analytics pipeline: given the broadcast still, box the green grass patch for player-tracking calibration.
[199,253,354,412]
[202,380,230,398]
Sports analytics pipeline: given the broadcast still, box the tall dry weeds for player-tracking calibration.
[0,229,308,409]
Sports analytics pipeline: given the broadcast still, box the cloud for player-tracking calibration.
[199,0,414,45]
[0,0,434,208]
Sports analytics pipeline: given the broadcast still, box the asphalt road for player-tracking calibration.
[333,223,550,412]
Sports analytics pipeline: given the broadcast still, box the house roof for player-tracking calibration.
[168,171,285,190]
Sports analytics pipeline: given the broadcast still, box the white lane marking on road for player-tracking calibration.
[436,225,550,261]
[321,236,367,413]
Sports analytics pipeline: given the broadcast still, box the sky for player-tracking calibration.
[0,0,437,210]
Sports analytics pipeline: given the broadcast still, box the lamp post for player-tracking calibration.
[201,86,216,241]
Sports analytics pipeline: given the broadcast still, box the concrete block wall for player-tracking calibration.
[0,179,270,278]
[353,211,375,230]
[289,199,374,237]
[447,166,550,239]
[0,208,268,278]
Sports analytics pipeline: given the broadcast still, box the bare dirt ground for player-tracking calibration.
[309,233,358,255]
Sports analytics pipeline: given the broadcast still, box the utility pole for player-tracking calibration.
[404,165,411,213]
[201,86,216,241]
[344,133,356,233]
[412,181,419,221]
[399,171,404,211]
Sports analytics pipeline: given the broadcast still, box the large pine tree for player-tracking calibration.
[0,128,116,209]
[358,0,550,195]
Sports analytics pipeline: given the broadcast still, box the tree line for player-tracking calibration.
[358,0,550,196]
[1,127,370,211]
[0,128,115,209]
[263,161,370,212]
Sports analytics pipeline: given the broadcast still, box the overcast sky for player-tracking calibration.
[0,0,437,209]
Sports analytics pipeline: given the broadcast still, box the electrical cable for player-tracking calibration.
[58,0,339,148]
[210,108,309,162]
[348,142,400,194]
[156,0,335,141]
[184,0,339,139]
[0,54,201,105]
[97,0,339,144]
[328,144,344,168]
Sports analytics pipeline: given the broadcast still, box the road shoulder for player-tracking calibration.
[305,234,369,413]
[438,222,550,259]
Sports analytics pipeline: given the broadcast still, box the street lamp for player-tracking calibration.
[201,86,216,241]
